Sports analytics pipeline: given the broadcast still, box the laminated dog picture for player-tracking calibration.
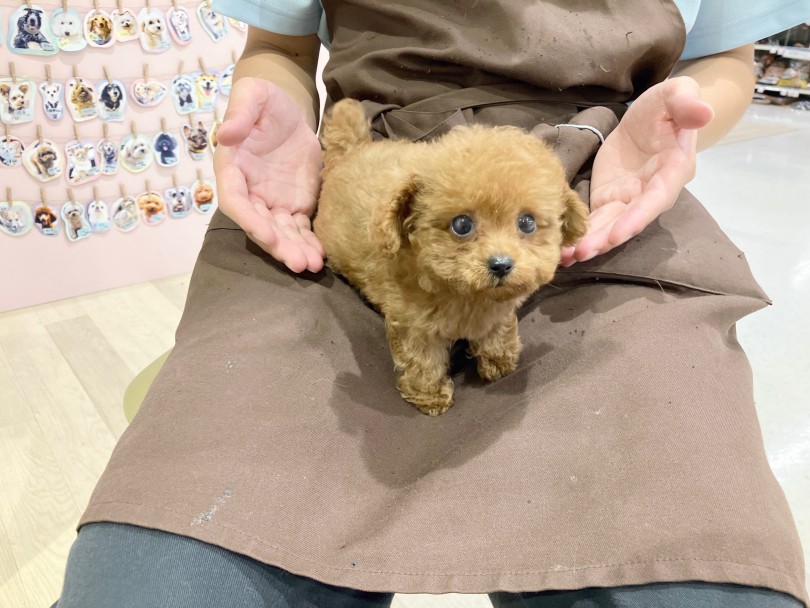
[50,7,86,52]
[152,130,179,167]
[314,99,589,416]
[64,139,101,185]
[111,8,140,42]
[32,203,60,236]
[39,80,64,121]
[167,6,192,45]
[0,135,25,168]
[193,70,218,113]
[131,79,167,108]
[119,134,153,173]
[192,178,216,213]
[137,189,167,226]
[182,121,209,161]
[227,17,247,32]
[84,9,114,47]
[138,7,171,53]
[61,201,92,242]
[97,137,119,175]
[218,63,234,96]
[170,74,198,115]
[23,138,63,182]
[111,195,139,232]
[196,1,228,42]
[209,118,221,150]
[8,5,57,55]
[86,198,111,232]
[0,78,37,124]
[96,80,127,122]
[66,77,98,122]
[0,200,34,237]
[165,185,192,218]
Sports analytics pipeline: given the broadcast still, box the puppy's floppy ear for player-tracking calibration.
[560,185,588,246]
[370,178,419,255]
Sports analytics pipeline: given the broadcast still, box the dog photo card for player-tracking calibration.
[64,139,101,186]
[96,79,127,122]
[152,130,179,167]
[112,8,140,42]
[209,118,221,150]
[39,80,64,121]
[8,5,58,55]
[138,7,171,53]
[131,79,168,108]
[167,6,192,45]
[110,195,139,232]
[0,200,34,237]
[84,9,115,48]
[119,134,154,173]
[66,77,98,122]
[165,185,193,219]
[191,71,219,113]
[97,137,120,175]
[86,198,111,233]
[218,63,234,96]
[170,74,198,115]
[32,202,61,236]
[192,178,216,213]
[0,78,37,124]
[197,0,229,42]
[0,134,25,168]
[182,121,209,161]
[137,190,167,226]
[23,138,64,182]
[61,201,92,242]
[50,7,87,52]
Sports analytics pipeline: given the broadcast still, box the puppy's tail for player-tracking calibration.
[320,98,371,170]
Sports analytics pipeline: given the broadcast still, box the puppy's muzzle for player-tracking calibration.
[488,255,514,279]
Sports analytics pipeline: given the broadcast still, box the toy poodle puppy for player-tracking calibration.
[314,99,588,416]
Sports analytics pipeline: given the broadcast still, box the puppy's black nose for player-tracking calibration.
[487,255,514,278]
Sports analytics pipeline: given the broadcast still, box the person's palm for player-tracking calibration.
[560,77,714,266]
[214,77,324,272]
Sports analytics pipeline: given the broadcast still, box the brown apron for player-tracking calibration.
[80,1,807,603]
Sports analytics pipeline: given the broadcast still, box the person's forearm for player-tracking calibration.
[234,27,321,129]
[671,44,755,150]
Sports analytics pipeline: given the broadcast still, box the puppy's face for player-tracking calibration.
[137,193,164,216]
[378,126,587,299]
[90,15,112,36]
[1,83,31,111]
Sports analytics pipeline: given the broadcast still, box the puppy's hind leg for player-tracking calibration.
[469,313,521,382]
[386,323,454,416]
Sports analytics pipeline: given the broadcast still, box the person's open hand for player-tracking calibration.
[214,76,324,273]
[560,76,714,267]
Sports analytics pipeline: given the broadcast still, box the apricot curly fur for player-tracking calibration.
[315,99,588,416]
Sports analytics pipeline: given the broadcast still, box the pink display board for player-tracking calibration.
[0,0,246,312]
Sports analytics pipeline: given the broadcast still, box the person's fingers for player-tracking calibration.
[568,201,627,263]
[664,77,714,131]
[217,78,267,147]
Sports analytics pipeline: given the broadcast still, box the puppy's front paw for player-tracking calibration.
[477,352,519,382]
[397,375,454,416]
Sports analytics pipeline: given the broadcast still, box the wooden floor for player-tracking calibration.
[0,273,493,608]
[0,275,187,608]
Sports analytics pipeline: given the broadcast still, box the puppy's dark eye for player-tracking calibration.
[517,213,536,234]
[450,215,474,237]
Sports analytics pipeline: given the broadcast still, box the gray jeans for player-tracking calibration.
[56,523,803,608]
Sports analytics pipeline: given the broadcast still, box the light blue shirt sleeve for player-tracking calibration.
[210,0,326,40]
[674,0,810,59]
